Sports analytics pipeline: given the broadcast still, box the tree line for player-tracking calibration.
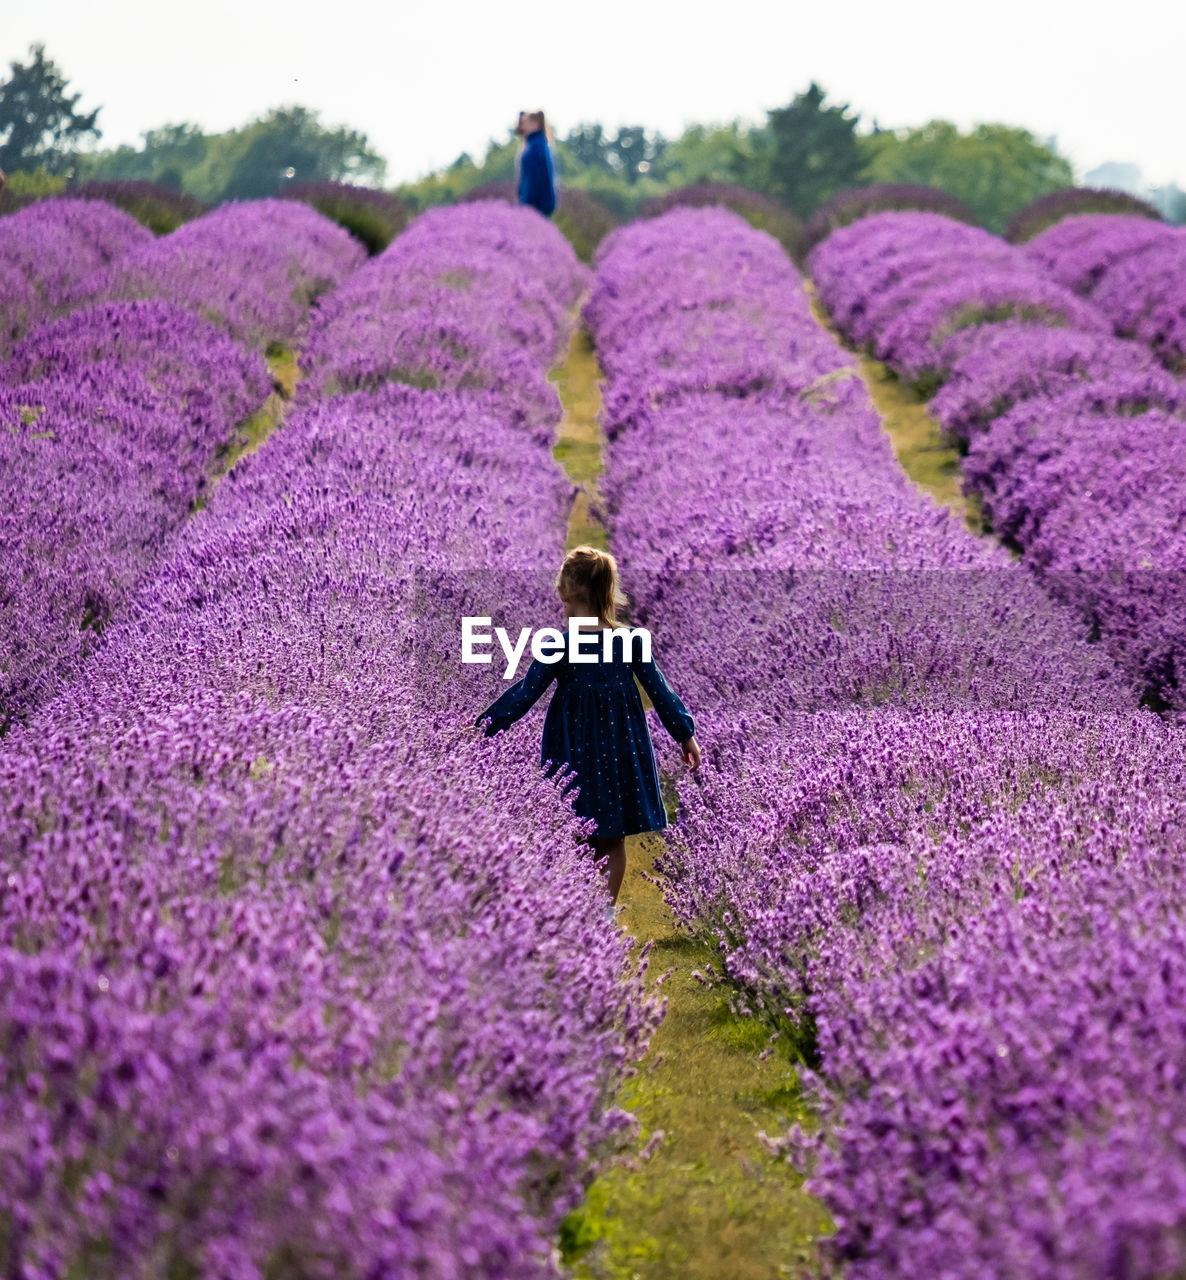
[3,43,1181,233]
[0,45,385,204]
[418,85,1081,233]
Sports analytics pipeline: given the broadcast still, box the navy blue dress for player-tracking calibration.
[476,629,695,838]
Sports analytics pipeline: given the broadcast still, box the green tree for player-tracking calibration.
[664,122,767,188]
[472,133,518,185]
[860,121,1074,233]
[193,106,385,202]
[606,126,668,183]
[0,44,100,174]
[555,124,669,184]
[760,82,866,216]
[140,123,208,189]
[80,122,209,187]
[561,124,611,173]
[77,142,149,183]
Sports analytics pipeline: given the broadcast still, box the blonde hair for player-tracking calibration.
[556,545,627,627]
[521,110,551,141]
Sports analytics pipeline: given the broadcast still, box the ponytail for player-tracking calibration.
[556,545,627,627]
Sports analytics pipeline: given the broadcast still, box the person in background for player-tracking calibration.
[0,169,6,201]
[517,111,556,218]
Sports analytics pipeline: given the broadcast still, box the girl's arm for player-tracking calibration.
[476,659,557,735]
[631,648,695,745]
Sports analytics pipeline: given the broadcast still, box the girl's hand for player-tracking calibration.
[681,736,702,771]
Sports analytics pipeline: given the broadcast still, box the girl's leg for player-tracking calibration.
[590,835,627,903]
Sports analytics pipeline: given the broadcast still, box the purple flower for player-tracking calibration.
[0,201,655,1276]
[590,205,1186,1278]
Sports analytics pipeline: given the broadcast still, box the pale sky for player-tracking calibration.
[5,0,1185,188]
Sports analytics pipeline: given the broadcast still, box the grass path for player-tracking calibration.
[198,346,301,507]
[804,283,976,527]
[548,326,831,1279]
[549,328,609,553]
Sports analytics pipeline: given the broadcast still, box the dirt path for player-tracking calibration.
[804,283,976,528]
[548,327,831,1280]
[550,327,609,552]
[198,346,300,508]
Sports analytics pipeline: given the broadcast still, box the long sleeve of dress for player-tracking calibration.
[476,659,557,735]
[632,649,695,744]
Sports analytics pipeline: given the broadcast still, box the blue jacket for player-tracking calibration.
[518,130,556,217]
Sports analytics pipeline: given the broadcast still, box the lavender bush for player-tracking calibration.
[587,209,839,436]
[811,208,1186,704]
[60,181,209,235]
[0,197,152,352]
[1006,186,1163,244]
[66,198,366,350]
[692,720,1186,1279]
[807,212,1011,343]
[929,321,1160,442]
[1024,215,1186,370]
[801,183,980,257]
[0,204,654,1277]
[551,188,620,263]
[0,300,270,729]
[640,184,804,255]
[454,182,518,203]
[809,212,1106,387]
[457,185,619,263]
[280,181,413,254]
[964,377,1186,706]
[588,206,1186,1276]
[1022,213,1178,293]
[872,270,1108,385]
[299,202,586,435]
[0,202,366,728]
[1087,233,1186,370]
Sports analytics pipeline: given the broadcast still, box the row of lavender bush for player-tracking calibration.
[64,198,366,353]
[0,202,655,1276]
[587,207,1186,1277]
[0,198,152,353]
[0,300,270,729]
[809,211,1186,711]
[1027,214,1186,369]
[298,203,577,435]
[0,200,366,731]
[1,197,365,359]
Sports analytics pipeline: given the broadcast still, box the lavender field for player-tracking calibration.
[2,187,1186,1279]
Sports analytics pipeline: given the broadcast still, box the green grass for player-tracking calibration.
[195,345,300,509]
[549,328,609,551]
[264,343,301,399]
[804,284,979,530]
[560,839,832,1280]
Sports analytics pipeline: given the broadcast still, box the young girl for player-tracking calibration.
[476,546,700,904]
